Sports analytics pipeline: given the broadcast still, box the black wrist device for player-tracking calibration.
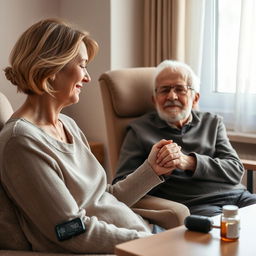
[55,217,86,241]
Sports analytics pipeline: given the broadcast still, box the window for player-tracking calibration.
[217,0,241,93]
[200,0,256,132]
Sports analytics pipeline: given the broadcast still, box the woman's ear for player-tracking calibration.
[48,75,56,84]
[50,75,56,81]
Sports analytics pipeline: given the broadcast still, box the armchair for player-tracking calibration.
[99,67,190,230]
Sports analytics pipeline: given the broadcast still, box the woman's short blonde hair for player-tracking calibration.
[4,18,98,95]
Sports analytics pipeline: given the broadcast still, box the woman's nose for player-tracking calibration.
[83,70,91,83]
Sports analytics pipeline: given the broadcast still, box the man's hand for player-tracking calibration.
[156,141,196,172]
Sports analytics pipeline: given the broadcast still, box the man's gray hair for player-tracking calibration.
[154,60,200,94]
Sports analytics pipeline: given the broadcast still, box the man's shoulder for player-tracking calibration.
[130,111,159,126]
[194,110,223,122]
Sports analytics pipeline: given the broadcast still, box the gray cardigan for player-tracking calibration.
[0,114,164,253]
[114,110,245,204]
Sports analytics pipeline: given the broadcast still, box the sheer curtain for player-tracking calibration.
[143,0,205,77]
[234,0,256,133]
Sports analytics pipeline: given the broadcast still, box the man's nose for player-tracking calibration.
[167,88,178,100]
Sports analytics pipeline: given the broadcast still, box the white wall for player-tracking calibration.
[59,0,111,174]
[111,0,144,69]
[0,0,144,177]
[0,0,60,110]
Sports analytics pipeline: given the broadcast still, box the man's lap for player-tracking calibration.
[185,190,256,217]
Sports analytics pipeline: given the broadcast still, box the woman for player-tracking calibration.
[0,19,174,253]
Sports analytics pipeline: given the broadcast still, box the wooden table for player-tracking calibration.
[115,204,256,256]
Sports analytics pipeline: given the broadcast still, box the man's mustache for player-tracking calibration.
[163,100,183,107]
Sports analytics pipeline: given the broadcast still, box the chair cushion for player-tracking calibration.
[0,184,31,250]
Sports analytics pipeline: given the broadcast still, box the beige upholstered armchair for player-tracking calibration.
[99,67,190,230]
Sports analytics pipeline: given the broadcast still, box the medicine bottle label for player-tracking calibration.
[221,221,240,241]
[226,222,239,238]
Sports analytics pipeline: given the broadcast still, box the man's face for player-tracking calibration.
[153,67,199,128]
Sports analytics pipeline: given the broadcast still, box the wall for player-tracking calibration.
[111,0,144,69]
[59,0,111,174]
[0,0,60,110]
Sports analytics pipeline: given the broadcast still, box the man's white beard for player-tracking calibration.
[156,101,192,124]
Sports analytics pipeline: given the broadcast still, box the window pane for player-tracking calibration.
[217,0,241,93]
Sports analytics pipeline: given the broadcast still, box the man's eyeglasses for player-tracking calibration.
[155,85,194,96]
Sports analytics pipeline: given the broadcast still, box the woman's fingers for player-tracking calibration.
[156,143,181,166]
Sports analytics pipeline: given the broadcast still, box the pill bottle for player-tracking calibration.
[220,205,240,242]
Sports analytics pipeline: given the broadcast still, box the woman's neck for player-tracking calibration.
[12,94,63,126]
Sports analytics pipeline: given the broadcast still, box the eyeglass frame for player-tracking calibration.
[154,84,194,96]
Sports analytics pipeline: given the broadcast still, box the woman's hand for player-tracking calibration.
[148,139,176,176]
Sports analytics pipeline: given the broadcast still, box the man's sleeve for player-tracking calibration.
[192,117,244,184]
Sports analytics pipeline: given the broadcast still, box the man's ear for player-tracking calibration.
[192,92,200,110]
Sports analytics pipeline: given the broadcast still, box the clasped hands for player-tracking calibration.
[148,139,196,176]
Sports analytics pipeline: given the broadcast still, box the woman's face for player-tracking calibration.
[52,41,90,107]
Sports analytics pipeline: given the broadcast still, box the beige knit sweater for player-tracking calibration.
[0,114,163,253]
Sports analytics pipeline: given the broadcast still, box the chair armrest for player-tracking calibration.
[241,159,256,193]
[132,195,190,229]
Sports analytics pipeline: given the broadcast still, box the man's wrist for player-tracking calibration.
[183,155,196,171]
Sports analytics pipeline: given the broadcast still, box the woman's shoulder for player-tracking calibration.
[0,118,38,156]
[1,118,34,137]
[0,118,50,149]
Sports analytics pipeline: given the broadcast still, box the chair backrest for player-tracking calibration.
[0,92,14,131]
[99,67,156,178]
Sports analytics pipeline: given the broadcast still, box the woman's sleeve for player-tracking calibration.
[1,136,150,254]
[107,160,164,207]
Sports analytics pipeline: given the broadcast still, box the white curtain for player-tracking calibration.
[184,0,205,78]
[234,0,256,132]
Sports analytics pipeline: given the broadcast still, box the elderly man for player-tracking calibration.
[113,60,256,217]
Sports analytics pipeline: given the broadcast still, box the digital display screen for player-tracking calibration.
[55,217,86,241]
